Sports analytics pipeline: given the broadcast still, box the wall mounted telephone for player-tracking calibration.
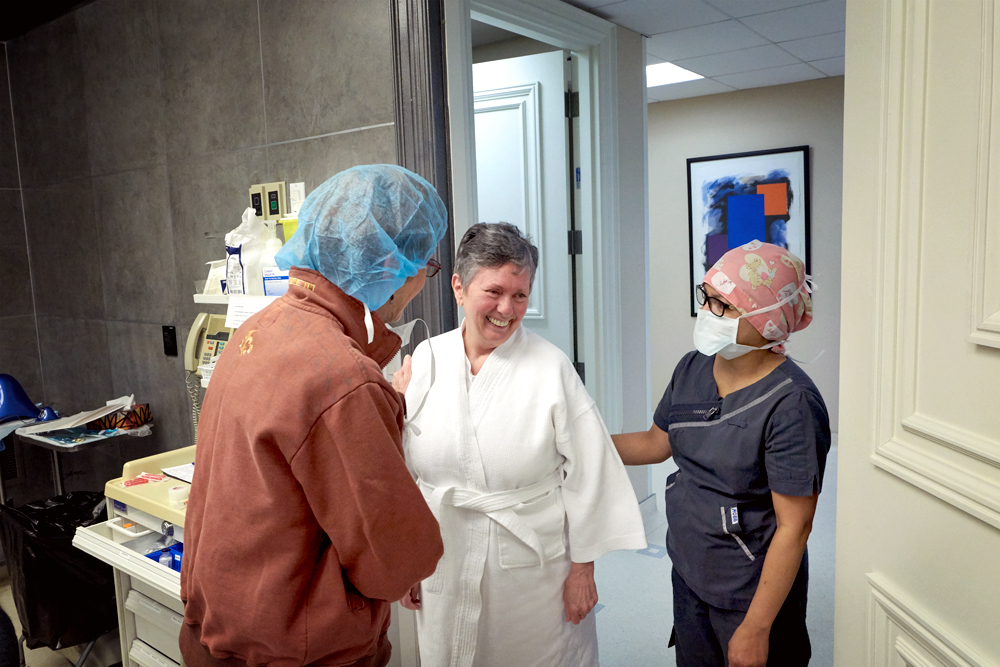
[185,313,234,375]
[185,314,234,445]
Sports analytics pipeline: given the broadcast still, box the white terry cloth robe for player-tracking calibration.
[403,324,647,667]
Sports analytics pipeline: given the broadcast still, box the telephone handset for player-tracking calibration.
[185,313,234,375]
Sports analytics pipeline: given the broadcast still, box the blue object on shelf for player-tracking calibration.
[169,543,183,572]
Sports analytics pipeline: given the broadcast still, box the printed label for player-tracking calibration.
[226,247,245,295]
[730,507,739,525]
[113,499,127,513]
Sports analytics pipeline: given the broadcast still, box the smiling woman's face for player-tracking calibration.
[453,262,531,354]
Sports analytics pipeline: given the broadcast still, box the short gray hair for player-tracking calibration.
[454,222,539,289]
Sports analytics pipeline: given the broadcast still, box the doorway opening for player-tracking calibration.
[470,22,585,376]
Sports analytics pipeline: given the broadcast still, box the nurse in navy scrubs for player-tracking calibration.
[613,241,830,667]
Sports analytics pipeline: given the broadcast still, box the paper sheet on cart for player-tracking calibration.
[1,418,36,441]
[161,463,195,484]
[225,295,277,329]
[18,395,135,435]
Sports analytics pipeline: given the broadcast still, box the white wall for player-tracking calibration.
[647,76,844,430]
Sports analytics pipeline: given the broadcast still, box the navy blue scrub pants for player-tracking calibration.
[669,561,811,667]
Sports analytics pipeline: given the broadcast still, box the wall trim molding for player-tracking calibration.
[901,414,1000,468]
[867,573,989,667]
[868,0,1000,528]
[970,0,1000,349]
[871,438,1000,530]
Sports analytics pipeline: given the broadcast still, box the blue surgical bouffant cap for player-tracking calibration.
[275,164,448,310]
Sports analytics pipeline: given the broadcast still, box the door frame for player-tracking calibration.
[444,0,633,431]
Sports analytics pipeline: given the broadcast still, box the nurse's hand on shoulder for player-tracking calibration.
[727,622,768,667]
[563,561,598,624]
[392,355,413,394]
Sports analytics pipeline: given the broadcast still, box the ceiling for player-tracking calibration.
[6,1,845,103]
[563,0,845,102]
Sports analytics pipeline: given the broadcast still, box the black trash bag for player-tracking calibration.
[0,492,118,650]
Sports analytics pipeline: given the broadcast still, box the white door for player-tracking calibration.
[837,1,1000,666]
[472,51,576,362]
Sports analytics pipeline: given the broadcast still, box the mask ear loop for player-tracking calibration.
[776,274,821,362]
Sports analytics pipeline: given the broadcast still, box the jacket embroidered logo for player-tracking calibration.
[239,330,258,355]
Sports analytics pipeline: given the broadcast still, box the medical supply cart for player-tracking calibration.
[73,447,195,667]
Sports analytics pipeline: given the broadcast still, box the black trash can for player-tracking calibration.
[0,492,118,650]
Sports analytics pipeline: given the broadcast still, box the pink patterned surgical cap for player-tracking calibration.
[703,240,812,351]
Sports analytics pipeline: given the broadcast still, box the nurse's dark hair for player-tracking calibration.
[454,222,539,289]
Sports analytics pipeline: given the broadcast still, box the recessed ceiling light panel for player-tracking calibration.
[646,62,704,87]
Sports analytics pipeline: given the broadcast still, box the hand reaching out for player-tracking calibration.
[392,355,413,394]
[399,583,421,611]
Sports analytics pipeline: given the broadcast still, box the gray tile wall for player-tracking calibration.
[0,44,48,504]
[2,0,397,501]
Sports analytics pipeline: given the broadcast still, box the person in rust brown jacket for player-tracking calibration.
[180,165,448,667]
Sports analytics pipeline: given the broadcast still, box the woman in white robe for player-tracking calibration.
[396,223,647,667]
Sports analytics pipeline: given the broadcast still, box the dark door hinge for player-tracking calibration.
[564,91,579,118]
[568,229,583,255]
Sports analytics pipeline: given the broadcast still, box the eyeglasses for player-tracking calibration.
[695,284,736,318]
[426,259,442,278]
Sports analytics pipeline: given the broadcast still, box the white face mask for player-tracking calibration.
[692,310,782,360]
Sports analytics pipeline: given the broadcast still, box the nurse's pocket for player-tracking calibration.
[498,488,567,569]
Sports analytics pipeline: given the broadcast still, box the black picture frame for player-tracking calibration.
[686,145,811,316]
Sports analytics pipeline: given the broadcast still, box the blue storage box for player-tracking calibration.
[169,543,183,572]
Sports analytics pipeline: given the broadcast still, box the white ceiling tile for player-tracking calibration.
[645,52,666,66]
[645,20,771,61]
[702,0,821,19]
[593,0,729,35]
[738,0,846,42]
[714,62,825,89]
[647,77,737,102]
[778,31,845,60]
[809,56,844,76]
[674,44,799,77]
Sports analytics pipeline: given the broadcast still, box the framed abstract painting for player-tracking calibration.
[687,145,811,316]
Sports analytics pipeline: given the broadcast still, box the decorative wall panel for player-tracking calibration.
[867,574,987,667]
[868,0,1000,529]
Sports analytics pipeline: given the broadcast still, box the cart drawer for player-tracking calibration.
[129,639,180,667]
[125,591,184,663]
[73,519,181,598]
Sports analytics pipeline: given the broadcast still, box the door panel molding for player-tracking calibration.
[867,0,1000,529]
[970,0,1000,349]
[867,574,988,667]
[473,82,545,319]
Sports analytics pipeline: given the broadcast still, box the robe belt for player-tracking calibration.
[419,470,563,565]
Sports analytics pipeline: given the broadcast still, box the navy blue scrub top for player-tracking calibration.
[654,351,831,611]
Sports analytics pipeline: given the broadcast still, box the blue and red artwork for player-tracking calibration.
[700,171,794,269]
